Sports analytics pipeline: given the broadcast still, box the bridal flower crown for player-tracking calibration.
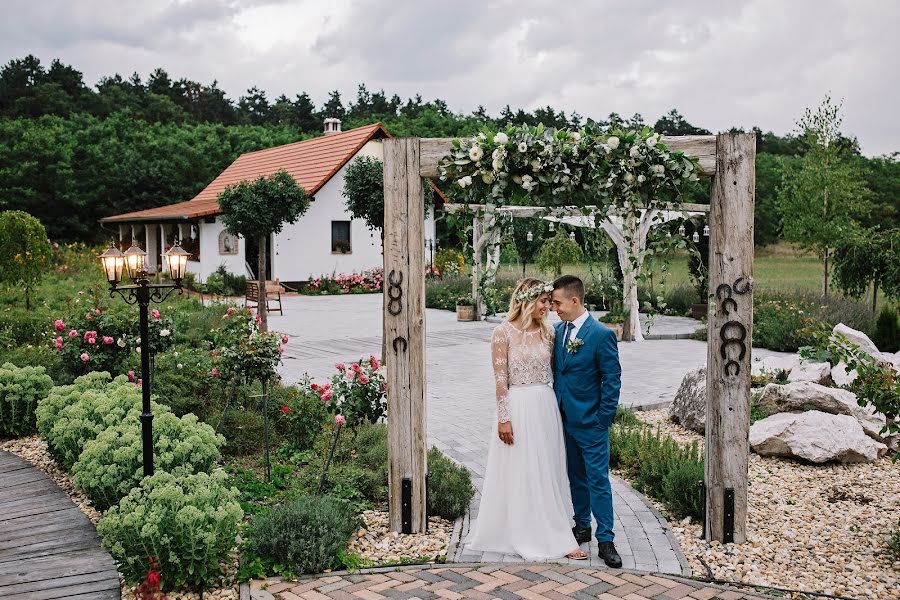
[515,282,553,303]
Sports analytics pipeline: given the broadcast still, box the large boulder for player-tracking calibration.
[787,361,832,386]
[669,366,706,434]
[750,411,887,463]
[756,381,887,441]
[751,355,800,378]
[832,323,879,355]
[830,361,858,387]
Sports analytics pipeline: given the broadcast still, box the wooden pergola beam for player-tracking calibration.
[418,135,718,179]
[442,203,711,216]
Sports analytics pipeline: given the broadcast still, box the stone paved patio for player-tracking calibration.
[272,294,790,573]
[249,564,767,600]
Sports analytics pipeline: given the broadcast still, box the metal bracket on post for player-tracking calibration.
[723,488,735,543]
[700,480,707,540]
[425,472,432,534]
[402,478,412,534]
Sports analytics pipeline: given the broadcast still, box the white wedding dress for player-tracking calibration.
[464,322,577,560]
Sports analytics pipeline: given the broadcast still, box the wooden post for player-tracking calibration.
[383,138,428,533]
[471,216,483,321]
[705,133,755,544]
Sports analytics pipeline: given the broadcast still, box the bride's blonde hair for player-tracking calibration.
[507,278,553,343]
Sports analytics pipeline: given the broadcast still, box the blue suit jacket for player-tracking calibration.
[553,315,622,432]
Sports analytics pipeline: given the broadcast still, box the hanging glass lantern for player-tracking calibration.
[548,221,555,232]
[666,231,672,238]
[692,231,700,243]
[569,231,576,241]
[526,231,534,242]
[678,223,686,236]
[703,224,710,237]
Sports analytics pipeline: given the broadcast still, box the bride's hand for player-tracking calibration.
[498,421,514,445]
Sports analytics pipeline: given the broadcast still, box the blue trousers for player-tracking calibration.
[564,426,614,542]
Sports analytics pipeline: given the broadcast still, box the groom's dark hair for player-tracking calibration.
[553,275,584,302]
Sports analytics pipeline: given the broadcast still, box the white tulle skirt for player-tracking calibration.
[464,383,577,560]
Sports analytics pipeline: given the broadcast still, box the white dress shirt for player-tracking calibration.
[565,309,590,341]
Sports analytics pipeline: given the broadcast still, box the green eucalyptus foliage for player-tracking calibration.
[0,362,54,437]
[97,470,243,591]
[72,410,224,510]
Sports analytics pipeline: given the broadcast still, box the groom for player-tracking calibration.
[551,275,623,568]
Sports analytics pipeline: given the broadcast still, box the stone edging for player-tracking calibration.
[618,479,693,577]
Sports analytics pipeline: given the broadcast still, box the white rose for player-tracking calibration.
[457,175,473,188]
[173,351,179,357]
[607,136,620,150]
[469,145,484,162]
[512,175,523,184]
[493,132,509,145]
[646,136,658,148]
[518,142,528,153]
[160,328,171,337]
[623,173,635,184]
[629,145,641,158]
[531,159,541,171]
[652,164,665,176]
[637,174,646,183]
[481,172,494,184]
[569,131,581,142]
[177,363,183,369]
[117,338,126,348]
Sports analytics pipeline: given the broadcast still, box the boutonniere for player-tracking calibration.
[566,338,584,354]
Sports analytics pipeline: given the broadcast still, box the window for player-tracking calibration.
[332,221,351,253]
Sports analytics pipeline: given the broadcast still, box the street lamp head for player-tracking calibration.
[123,245,147,281]
[98,246,125,288]
[164,245,191,284]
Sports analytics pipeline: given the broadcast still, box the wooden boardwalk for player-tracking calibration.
[0,450,120,599]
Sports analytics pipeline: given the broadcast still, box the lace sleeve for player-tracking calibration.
[491,325,511,423]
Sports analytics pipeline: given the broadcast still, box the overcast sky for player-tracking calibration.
[2,0,897,155]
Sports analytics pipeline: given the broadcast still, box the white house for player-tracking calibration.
[101,121,439,285]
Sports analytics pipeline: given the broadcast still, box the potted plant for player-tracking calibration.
[456,294,476,322]
[334,240,351,254]
[598,308,628,341]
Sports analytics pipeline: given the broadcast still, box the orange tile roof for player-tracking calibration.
[101,123,390,222]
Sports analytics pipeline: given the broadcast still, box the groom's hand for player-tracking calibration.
[498,421,514,445]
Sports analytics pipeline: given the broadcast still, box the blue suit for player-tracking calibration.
[553,314,622,542]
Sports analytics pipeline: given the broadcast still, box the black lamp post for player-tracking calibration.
[99,243,189,477]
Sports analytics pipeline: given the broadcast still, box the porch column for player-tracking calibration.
[145,224,158,273]
[160,225,169,273]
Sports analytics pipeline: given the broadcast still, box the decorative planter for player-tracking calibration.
[691,303,708,320]
[456,305,475,321]
[601,322,624,341]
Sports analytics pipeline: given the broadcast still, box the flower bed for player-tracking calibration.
[303,268,384,295]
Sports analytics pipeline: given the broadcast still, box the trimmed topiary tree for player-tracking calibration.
[536,230,583,277]
[97,469,243,591]
[218,170,309,332]
[0,210,52,310]
[0,363,54,437]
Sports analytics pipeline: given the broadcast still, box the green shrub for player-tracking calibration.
[427,447,475,520]
[36,371,114,439]
[249,496,360,574]
[0,308,48,348]
[0,343,66,383]
[0,363,54,437]
[610,423,704,521]
[434,247,465,277]
[221,407,266,457]
[72,411,224,510]
[663,284,700,317]
[426,276,471,311]
[46,376,168,469]
[273,379,330,451]
[874,307,899,353]
[536,231,583,277]
[152,347,216,417]
[97,470,243,591]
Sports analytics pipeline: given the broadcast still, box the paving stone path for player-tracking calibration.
[273,294,789,575]
[251,564,766,600]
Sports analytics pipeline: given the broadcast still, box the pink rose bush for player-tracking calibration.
[305,267,384,295]
[313,355,386,427]
[210,307,286,384]
[51,309,134,376]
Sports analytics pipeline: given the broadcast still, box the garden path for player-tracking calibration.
[0,450,120,599]
[274,294,790,573]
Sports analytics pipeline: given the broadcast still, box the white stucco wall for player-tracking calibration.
[271,139,437,282]
[189,217,247,282]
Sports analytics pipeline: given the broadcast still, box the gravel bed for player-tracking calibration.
[633,410,899,599]
[348,510,453,564]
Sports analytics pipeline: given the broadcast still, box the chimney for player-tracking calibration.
[324,117,342,135]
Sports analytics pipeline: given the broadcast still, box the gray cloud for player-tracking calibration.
[0,0,895,154]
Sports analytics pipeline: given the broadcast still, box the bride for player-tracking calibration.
[464,278,587,560]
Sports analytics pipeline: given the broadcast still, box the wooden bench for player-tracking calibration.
[245,280,285,315]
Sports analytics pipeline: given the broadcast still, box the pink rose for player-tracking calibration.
[335,362,346,371]
[211,368,220,378]
[351,362,362,373]
[102,336,114,344]
[255,314,262,324]
[151,309,161,320]
[54,336,63,349]
[359,374,370,385]
[282,335,289,344]
[135,379,142,387]
[323,383,331,391]
[227,307,236,315]
[370,355,380,370]
[345,370,356,381]
[279,346,285,354]
[54,319,65,331]
[85,313,93,321]
[68,329,78,338]
[80,353,89,362]
[321,390,333,402]
[94,309,101,315]
[334,414,347,426]
[128,370,136,382]
[87,337,96,344]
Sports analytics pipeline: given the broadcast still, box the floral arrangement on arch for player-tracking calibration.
[310,356,386,428]
[437,124,701,213]
[211,307,287,383]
